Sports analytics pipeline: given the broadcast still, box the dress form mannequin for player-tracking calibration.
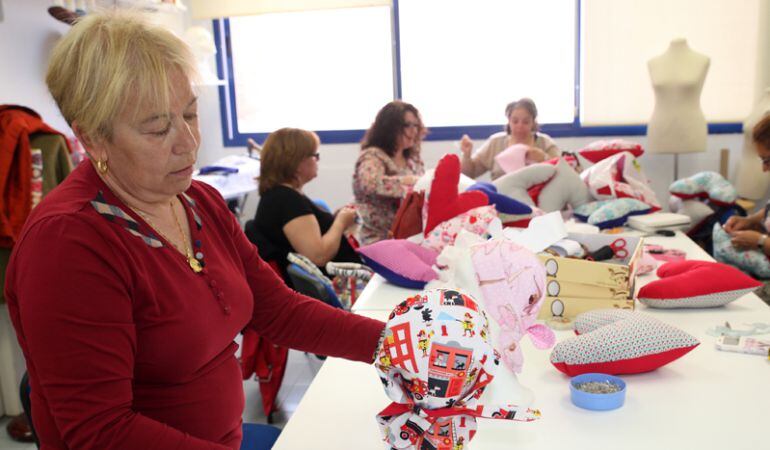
[647,39,710,162]
[735,88,770,199]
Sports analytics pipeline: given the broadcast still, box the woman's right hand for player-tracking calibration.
[724,215,752,234]
[460,134,473,158]
[335,205,358,229]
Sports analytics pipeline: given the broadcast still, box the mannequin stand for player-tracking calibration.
[673,154,679,181]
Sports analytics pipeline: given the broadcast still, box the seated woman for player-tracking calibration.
[253,128,360,276]
[725,114,770,251]
[353,100,426,245]
[6,12,383,450]
[460,97,561,180]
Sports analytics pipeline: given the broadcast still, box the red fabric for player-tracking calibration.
[552,345,696,376]
[239,260,289,418]
[389,190,424,239]
[0,105,72,248]
[424,154,488,236]
[5,162,385,450]
[638,260,761,300]
[502,218,532,228]
[578,147,644,164]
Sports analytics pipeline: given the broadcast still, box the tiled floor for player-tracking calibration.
[0,349,323,448]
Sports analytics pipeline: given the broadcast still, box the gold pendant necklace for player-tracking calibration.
[135,200,202,273]
[170,200,203,273]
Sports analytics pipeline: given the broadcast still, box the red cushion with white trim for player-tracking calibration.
[577,139,644,164]
[424,154,489,235]
[637,260,761,309]
[550,311,699,376]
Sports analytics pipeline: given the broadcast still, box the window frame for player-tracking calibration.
[213,0,742,147]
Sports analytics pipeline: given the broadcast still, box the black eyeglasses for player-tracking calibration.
[311,152,320,161]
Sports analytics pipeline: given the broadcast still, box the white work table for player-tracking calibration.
[273,232,770,450]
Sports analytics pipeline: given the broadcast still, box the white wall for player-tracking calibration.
[0,0,72,133]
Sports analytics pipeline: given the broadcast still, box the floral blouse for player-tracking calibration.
[353,147,425,245]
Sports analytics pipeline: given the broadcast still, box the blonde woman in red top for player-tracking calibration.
[5,12,384,450]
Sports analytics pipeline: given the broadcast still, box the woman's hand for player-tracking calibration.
[335,205,358,229]
[730,230,763,250]
[460,134,473,159]
[724,215,754,234]
[526,146,547,163]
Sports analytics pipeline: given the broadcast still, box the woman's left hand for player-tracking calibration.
[730,230,763,250]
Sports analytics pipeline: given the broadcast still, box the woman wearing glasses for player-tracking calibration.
[353,100,426,245]
[460,98,560,180]
[252,128,360,276]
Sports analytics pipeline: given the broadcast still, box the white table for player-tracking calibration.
[274,232,770,450]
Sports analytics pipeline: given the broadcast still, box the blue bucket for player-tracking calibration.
[570,373,626,411]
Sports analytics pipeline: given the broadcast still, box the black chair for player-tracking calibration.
[286,263,344,309]
[19,371,40,448]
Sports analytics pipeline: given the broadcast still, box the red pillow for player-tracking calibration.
[550,311,699,376]
[424,154,488,235]
[578,139,644,164]
[637,260,761,309]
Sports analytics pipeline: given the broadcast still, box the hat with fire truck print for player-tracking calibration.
[375,289,540,450]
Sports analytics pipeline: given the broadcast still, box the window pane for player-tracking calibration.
[581,0,759,125]
[229,7,393,133]
[399,0,576,127]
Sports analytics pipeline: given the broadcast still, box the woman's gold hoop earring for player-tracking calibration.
[96,159,108,174]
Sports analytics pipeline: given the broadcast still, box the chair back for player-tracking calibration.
[286,263,344,309]
[240,422,282,450]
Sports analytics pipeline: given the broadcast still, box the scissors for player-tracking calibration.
[609,238,629,259]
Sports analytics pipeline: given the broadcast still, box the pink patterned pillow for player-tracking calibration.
[357,240,438,289]
[550,311,699,376]
[422,205,498,253]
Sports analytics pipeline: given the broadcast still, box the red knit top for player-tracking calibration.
[5,162,384,449]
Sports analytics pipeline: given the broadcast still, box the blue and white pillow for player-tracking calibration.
[712,223,770,279]
[574,198,652,229]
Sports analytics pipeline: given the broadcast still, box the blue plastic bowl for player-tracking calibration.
[570,373,626,411]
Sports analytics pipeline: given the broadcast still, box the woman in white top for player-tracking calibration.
[460,98,560,180]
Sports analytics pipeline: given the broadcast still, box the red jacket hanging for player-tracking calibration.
[0,105,71,248]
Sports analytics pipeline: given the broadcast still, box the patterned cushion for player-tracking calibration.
[550,311,699,376]
[573,309,635,335]
[637,260,761,308]
[573,198,652,229]
[669,171,737,206]
[422,205,498,253]
[712,223,770,278]
[357,239,438,289]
